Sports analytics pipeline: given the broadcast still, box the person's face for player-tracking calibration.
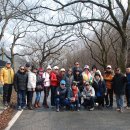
[93,68,97,72]
[72,84,76,89]
[115,69,120,74]
[47,69,51,74]
[95,75,100,80]
[85,68,89,72]
[68,70,72,75]
[20,67,25,72]
[33,69,37,74]
[60,84,66,89]
[55,69,59,74]
[75,62,79,67]
[25,66,31,72]
[61,71,65,75]
[6,63,11,68]
[76,71,80,75]
[126,68,130,74]
[85,84,90,90]
[106,67,111,72]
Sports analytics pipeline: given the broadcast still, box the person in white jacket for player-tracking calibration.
[27,67,37,110]
[82,81,95,111]
[42,65,52,108]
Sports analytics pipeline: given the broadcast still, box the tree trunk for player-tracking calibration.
[119,38,128,73]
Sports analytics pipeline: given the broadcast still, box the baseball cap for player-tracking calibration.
[106,65,112,69]
[60,80,66,85]
[84,65,90,70]
[60,68,65,72]
[25,62,31,67]
[6,60,11,64]
[47,65,52,70]
[53,66,59,70]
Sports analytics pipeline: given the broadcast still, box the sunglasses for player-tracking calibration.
[61,84,65,85]
[20,68,25,70]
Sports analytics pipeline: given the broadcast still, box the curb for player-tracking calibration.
[4,109,23,130]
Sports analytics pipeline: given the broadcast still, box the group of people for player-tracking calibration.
[0,61,130,113]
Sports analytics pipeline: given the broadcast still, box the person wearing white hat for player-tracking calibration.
[42,65,52,108]
[103,65,114,108]
[59,68,66,82]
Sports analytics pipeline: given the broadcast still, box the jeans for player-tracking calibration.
[116,94,124,109]
[27,91,34,106]
[105,88,113,106]
[3,84,12,104]
[17,90,26,107]
[35,91,41,102]
[55,98,69,109]
[125,88,130,107]
[51,86,57,106]
[83,97,95,108]
[69,99,80,110]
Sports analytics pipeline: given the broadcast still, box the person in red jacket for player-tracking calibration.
[50,66,59,107]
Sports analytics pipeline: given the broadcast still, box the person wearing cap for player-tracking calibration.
[67,81,80,111]
[73,68,83,104]
[27,67,37,110]
[0,60,14,107]
[25,62,31,72]
[42,65,52,108]
[14,66,28,110]
[92,72,107,109]
[59,68,66,82]
[82,65,93,85]
[81,82,95,111]
[50,66,59,107]
[112,67,127,112]
[64,68,74,89]
[103,65,114,108]
[55,80,68,112]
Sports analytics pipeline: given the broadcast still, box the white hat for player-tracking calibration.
[60,68,65,72]
[106,65,112,69]
[53,66,59,70]
[47,65,52,70]
[84,65,90,70]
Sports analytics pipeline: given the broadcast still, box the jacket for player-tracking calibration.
[64,74,74,88]
[50,71,58,87]
[112,73,127,95]
[27,71,36,90]
[56,87,68,100]
[126,73,130,89]
[43,72,50,87]
[82,86,95,98]
[14,71,28,91]
[0,67,14,84]
[103,72,113,89]
[92,79,106,97]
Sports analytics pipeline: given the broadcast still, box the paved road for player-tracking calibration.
[10,92,130,130]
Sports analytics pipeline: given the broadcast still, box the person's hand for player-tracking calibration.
[57,91,60,95]
[104,93,107,96]
[71,97,75,102]
[32,88,35,91]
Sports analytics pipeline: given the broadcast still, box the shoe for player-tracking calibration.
[17,106,22,110]
[22,106,26,109]
[89,107,94,111]
[126,106,130,110]
[116,108,120,111]
[120,108,124,113]
[56,108,59,112]
[37,102,41,108]
[34,103,38,108]
[77,109,80,112]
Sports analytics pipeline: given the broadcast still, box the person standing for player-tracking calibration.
[125,67,130,109]
[27,67,37,110]
[0,60,14,107]
[72,62,82,77]
[112,67,126,112]
[42,65,52,108]
[50,66,59,107]
[103,65,114,108]
[14,66,28,110]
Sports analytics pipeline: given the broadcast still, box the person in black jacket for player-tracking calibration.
[73,68,83,104]
[112,67,127,112]
[92,72,107,109]
[55,80,68,112]
[14,66,28,110]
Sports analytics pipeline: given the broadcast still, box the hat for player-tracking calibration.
[60,68,65,72]
[75,68,80,72]
[85,81,90,86]
[25,62,31,67]
[6,60,11,64]
[38,67,44,71]
[53,66,59,70]
[60,80,66,85]
[47,65,52,70]
[72,81,77,86]
[95,72,101,77]
[106,65,112,69]
[84,65,90,70]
